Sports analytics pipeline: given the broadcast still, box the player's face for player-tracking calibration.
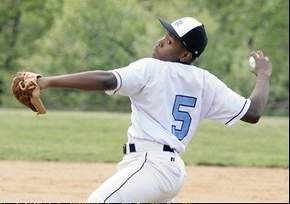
[152,32,187,62]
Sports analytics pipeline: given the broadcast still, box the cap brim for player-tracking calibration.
[158,18,180,39]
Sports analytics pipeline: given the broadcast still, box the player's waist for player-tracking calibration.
[123,142,175,154]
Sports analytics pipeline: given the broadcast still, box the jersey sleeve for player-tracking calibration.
[105,58,154,96]
[203,72,251,126]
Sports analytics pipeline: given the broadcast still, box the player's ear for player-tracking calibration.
[179,51,193,64]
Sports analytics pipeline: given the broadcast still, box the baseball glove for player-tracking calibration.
[11,72,46,114]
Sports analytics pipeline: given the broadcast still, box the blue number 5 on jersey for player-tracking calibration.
[171,95,197,140]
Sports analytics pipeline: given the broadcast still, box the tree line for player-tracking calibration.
[0,0,288,115]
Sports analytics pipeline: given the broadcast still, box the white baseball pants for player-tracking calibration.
[87,150,186,203]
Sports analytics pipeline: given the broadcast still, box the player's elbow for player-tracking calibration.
[241,111,261,124]
[247,115,261,124]
[241,101,265,124]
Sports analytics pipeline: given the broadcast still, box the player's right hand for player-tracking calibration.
[250,50,272,77]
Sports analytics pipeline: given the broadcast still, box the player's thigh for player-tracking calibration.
[87,163,171,203]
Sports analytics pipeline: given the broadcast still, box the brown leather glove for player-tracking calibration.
[11,72,46,114]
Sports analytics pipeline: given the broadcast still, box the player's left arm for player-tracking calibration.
[37,70,117,91]
[241,50,272,124]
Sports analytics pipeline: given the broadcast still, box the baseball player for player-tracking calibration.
[11,17,272,202]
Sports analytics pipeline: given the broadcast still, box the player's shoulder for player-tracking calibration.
[132,58,198,69]
[128,58,173,76]
[130,58,212,76]
[130,57,164,67]
[168,62,209,78]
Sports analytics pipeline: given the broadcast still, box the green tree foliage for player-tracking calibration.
[1,0,289,115]
[0,0,63,104]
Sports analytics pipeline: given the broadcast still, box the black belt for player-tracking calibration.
[123,143,174,154]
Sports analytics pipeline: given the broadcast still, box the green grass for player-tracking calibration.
[0,108,288,167]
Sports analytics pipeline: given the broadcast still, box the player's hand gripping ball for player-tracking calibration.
[249,51,271,76]
[11,72,46,114]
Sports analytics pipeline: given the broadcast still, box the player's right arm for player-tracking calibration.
[241,51,272,124]
[37,71,117,91]
[37,58,153,94]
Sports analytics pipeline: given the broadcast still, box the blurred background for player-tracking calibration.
[0,0,289,115]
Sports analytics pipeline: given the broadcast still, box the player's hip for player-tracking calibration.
[121,141,184,168]
[119,150,185,173]
[119,146,186,193]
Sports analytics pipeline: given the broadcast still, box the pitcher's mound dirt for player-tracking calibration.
[0,161,288,203]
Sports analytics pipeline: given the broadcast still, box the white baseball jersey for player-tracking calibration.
[106,58,251,153]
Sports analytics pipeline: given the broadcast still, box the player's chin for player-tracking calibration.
[152,50,172,62]
[152,50,165,61]
[152,50,158,59]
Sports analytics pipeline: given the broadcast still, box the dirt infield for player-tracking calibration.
[0,161,288,203]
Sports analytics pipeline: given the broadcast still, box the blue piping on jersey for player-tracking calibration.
[225,100,248,125]
[113,71,122,94]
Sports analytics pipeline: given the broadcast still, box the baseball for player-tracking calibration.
[249,56,256,71]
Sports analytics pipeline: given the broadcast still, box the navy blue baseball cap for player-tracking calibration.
[159,17,208,58]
